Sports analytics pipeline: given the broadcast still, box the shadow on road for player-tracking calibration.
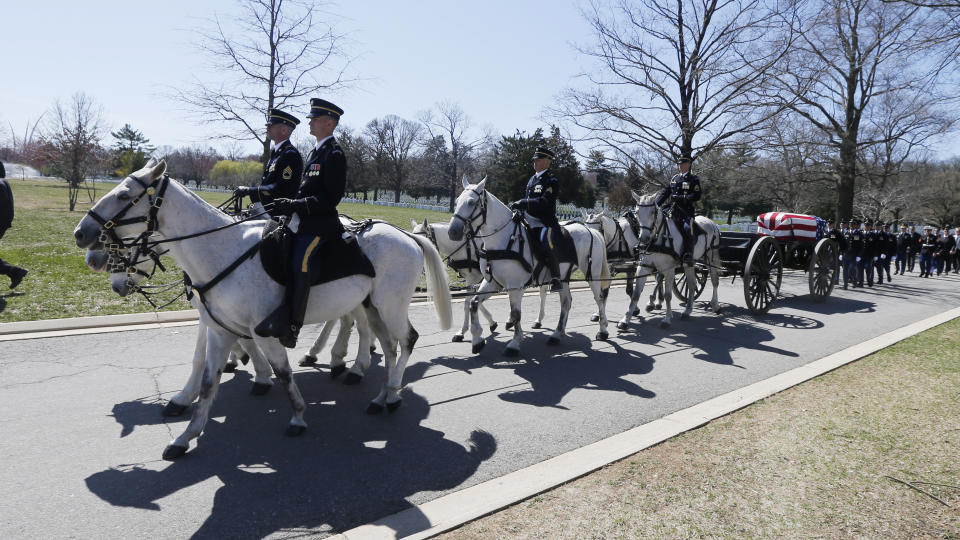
[88,368,496,538]
[427,333,656,409]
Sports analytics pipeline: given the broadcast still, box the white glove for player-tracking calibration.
[873,257,878,261]
[839,255,843,261]
[856,256,861,262]
[880,254,886,260]
[892,256,897,261]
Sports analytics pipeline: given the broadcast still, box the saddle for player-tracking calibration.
[526,226,578,266]
[480,221,578,281]
[259,219,376,287]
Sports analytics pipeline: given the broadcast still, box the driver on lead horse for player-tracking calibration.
[509,146,563,292]
[656,155,701,264]
[255,98,347,348]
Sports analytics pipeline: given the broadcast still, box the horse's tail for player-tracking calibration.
[408,232,453,330]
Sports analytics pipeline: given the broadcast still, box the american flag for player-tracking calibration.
[757,212,825,243]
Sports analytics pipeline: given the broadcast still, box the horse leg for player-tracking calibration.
[453,285,472,342]
[163,330,235,459]
[241,339,274,396]
[592,277,609,342]
[646,276,659,313]
[680,266,695,320]
[479,299,497,332]
[504,288,524,356]
[548,284,572,345]
[224,340,243,373]
[328,316,353,379]
[384,318,418,412]
[661,268,675,328]
[164,324,207,416]
[300,318,336,367]
[619,271,648,330]
[470,279,500,354]
[257,337,308,436]
[532,285,547,329]
[345,308,372,385]
[363,305,399,414]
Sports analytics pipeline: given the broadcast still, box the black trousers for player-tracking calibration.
[0,223,15,275]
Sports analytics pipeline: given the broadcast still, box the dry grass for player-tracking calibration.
[439,319,960,539]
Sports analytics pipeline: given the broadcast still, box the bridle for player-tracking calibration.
[451,188,519,240]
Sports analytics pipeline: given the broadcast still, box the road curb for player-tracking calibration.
[332,306,960,540]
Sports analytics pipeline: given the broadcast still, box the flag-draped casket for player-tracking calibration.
[756,212,826,243]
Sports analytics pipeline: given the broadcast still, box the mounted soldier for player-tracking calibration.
[255,98,347,348]
[233,108,303,219]
[655,155,701,264]
[509,146,563,292]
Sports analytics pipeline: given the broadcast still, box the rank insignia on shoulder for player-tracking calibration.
[282,166,292,179]
[695,184,700,191]
[533,185,543,194]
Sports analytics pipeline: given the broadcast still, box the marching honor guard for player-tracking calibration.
[860,220,876,287]
[919,226,936,278]
[908,225,921,272]
[655,155,702,264]
[826,219,846,285]
[234,108,303,219]
[510,147,564,291]
[895,224,911,275]
[255,98,347,348]
[843,219,863,289]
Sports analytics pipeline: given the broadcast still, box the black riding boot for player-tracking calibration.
[255,271,311,348]
[547,251,563,292]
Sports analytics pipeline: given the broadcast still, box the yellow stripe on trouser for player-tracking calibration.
[301,236,321,273]
[547,228,554,249]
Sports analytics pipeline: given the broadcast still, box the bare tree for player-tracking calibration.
[419,101,489,211]
[556,0,793,169]
[363,116,423,203]
[41,93,106,211]
[767,0,954,222]
[175,0,353,161]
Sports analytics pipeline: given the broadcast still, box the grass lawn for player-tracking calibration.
[439,317,960,539]
[0,178,454,322]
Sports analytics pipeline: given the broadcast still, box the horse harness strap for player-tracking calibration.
[184,241,263,339]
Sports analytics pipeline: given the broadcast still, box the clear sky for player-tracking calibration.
[2,0,595,155]
[3,0,958,160]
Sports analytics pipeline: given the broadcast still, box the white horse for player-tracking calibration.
[617,191,721,329]
[447,177,610,356]
[74,160,452,459]
[410,218,499,341]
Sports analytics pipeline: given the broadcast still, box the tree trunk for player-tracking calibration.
[394,189,401,203]
[836,139,857,221]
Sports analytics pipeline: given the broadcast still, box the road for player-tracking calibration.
[1,270,958,539]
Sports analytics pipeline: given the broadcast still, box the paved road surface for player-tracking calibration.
[2,270,958,539]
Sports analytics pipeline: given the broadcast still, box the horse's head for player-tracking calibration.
[73,159,167,249]
[448,176,487,242]
[410,218,429,236]
[631,190,660,244]
[86,239,164,296]
[584,211,616,245]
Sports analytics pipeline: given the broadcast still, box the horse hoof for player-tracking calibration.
[715,308,723,315]
[659,321,670,329]
[532,322,542,329]
[546,336,560,346]
[298,355,318,367]
[366,402,385,415]
[617,321,629,331]
[655,303,662,310]
[644,305,654,313]
[680,312,690,321]
[162,401,189,417]
[590,314,599,322]
[223,363,237,373]
[451,334,464,342]
[162,444,188,460]
[285,424,306,437]
[386,399,403,413]
[504,347,520,357]
[330,364,346,379]
[505,322,515,331]
[344,372,363,385]
[489,322,498,332]
[596,331,609,341]
[472,341,486,354]
[250,382,271,396]
[239,353,250,365]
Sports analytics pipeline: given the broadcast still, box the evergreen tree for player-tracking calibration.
[110,124,155,177]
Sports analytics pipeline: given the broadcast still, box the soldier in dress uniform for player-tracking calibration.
[936,227,954,276]
[875,221,894,283]
[942,226,956,274]
[895,224,911,275]
[255,98,347,348]
[0,176,28,289]
[919,226,936,278]
[843,219,863,289]
[234,108,303,219]
[826,218,846,285]
[509,147,563,291]
[953,227,960,274]
[655,155,702,264]
[860,220,876,287]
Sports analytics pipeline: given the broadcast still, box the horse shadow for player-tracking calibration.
[87,369,497,538]
[427,333,656,409]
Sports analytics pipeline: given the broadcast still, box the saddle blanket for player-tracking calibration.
[260,220,376,287]
[757,212,825,243]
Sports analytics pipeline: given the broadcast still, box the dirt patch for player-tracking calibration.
[439,319,960,539]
